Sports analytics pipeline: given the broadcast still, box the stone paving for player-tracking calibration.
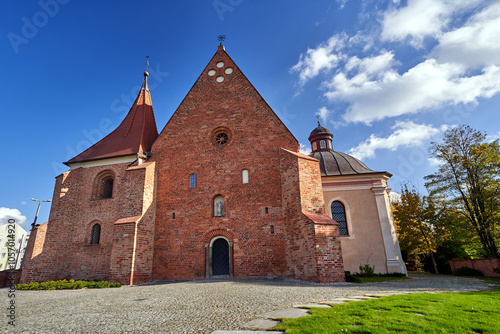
[1,275,496,333]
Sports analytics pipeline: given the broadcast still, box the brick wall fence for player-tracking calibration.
[449,258,500,278]
[0,270,22,288]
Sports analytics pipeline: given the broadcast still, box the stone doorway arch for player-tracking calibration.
[211,237,229,276]
[205,229,234,278]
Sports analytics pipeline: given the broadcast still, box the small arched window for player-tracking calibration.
[100,176,113,199]
[242,169,249,184]
[92,170,115,200]
[214,195,225,217]
[90,224,101,245]
[320,140,326,149]
[190,174,196,188]
[331,201,348,236]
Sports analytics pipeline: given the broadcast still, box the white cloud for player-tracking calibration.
[381,0,482,47]
[389,191,402,203]
[434,2,500,67]
[428,157,445,167]
[487,131,500,143]
[344,51,396,76]
[0,207,27,226]
[327,59,500,124]
[348,121,440,160]
[316,107,333,125]
[299,143,312,155]
[292,1,500,125]
[336,0,348,9]
[291,34,346,85]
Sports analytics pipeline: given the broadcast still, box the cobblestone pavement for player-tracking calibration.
[1,275,496,333]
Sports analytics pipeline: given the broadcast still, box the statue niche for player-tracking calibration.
[214,195,224,216]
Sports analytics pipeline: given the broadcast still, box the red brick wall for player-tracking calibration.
[280,150,317,281]
[21,160,155,284]
[450,258,500,278]
[109,162,157,285]
[280,150,345,283]
[0,270,22,288]
[19,222,47,283]
[151,47,299,280]
[313,223,345,283]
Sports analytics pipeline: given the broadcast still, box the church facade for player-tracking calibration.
[21,45,405,285]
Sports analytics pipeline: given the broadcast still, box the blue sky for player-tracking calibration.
[1,0,499,227]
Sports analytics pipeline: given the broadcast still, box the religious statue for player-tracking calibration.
[216,200,224,216]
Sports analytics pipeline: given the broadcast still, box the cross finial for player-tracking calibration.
[316,115,321,126]
[145,56,150,71]
[218,34,226,45]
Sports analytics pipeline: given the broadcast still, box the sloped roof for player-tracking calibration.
[309,150,378,176]
[302,211,338,225]
[65,72,158,165]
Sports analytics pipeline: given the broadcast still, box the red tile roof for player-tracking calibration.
[303,211,339,225]
[65,73,158,165]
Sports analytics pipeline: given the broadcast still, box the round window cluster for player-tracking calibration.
[207,61,234,83]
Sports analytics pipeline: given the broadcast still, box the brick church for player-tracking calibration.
[21,44,406,285]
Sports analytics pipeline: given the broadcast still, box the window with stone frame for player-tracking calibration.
[90,223,101,245]
[331,201,349,236]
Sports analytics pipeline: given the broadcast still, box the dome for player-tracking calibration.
[308,125,332,140]
[309,150,377,176]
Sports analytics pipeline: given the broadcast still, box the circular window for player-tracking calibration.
[215,132,228,145]
[216,76,224,83]
[216,62,224,68]
[225,68,233,74]
[208,70,216,76]
[211,127,231,147]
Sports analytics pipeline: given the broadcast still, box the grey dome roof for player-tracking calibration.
[309,125,332,139]
[309,150,377,176]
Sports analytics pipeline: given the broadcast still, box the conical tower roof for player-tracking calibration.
[65,72,158,165]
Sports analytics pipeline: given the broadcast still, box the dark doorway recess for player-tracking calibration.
[212,238,229,276]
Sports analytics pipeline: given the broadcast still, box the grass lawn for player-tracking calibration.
[272,290,500,333]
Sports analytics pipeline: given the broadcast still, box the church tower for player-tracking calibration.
[21,72,159,285]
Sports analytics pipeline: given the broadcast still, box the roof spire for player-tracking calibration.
[316,114,321,126]
[142,56,150,91]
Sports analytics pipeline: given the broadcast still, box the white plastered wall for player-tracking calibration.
[322,174,407,274]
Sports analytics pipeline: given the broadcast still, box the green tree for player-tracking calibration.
[425,125,500,258]
[393,185,449,273]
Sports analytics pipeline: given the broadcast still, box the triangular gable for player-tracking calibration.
[156,45,298,149]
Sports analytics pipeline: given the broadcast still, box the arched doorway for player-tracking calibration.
[211,238,229,276]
